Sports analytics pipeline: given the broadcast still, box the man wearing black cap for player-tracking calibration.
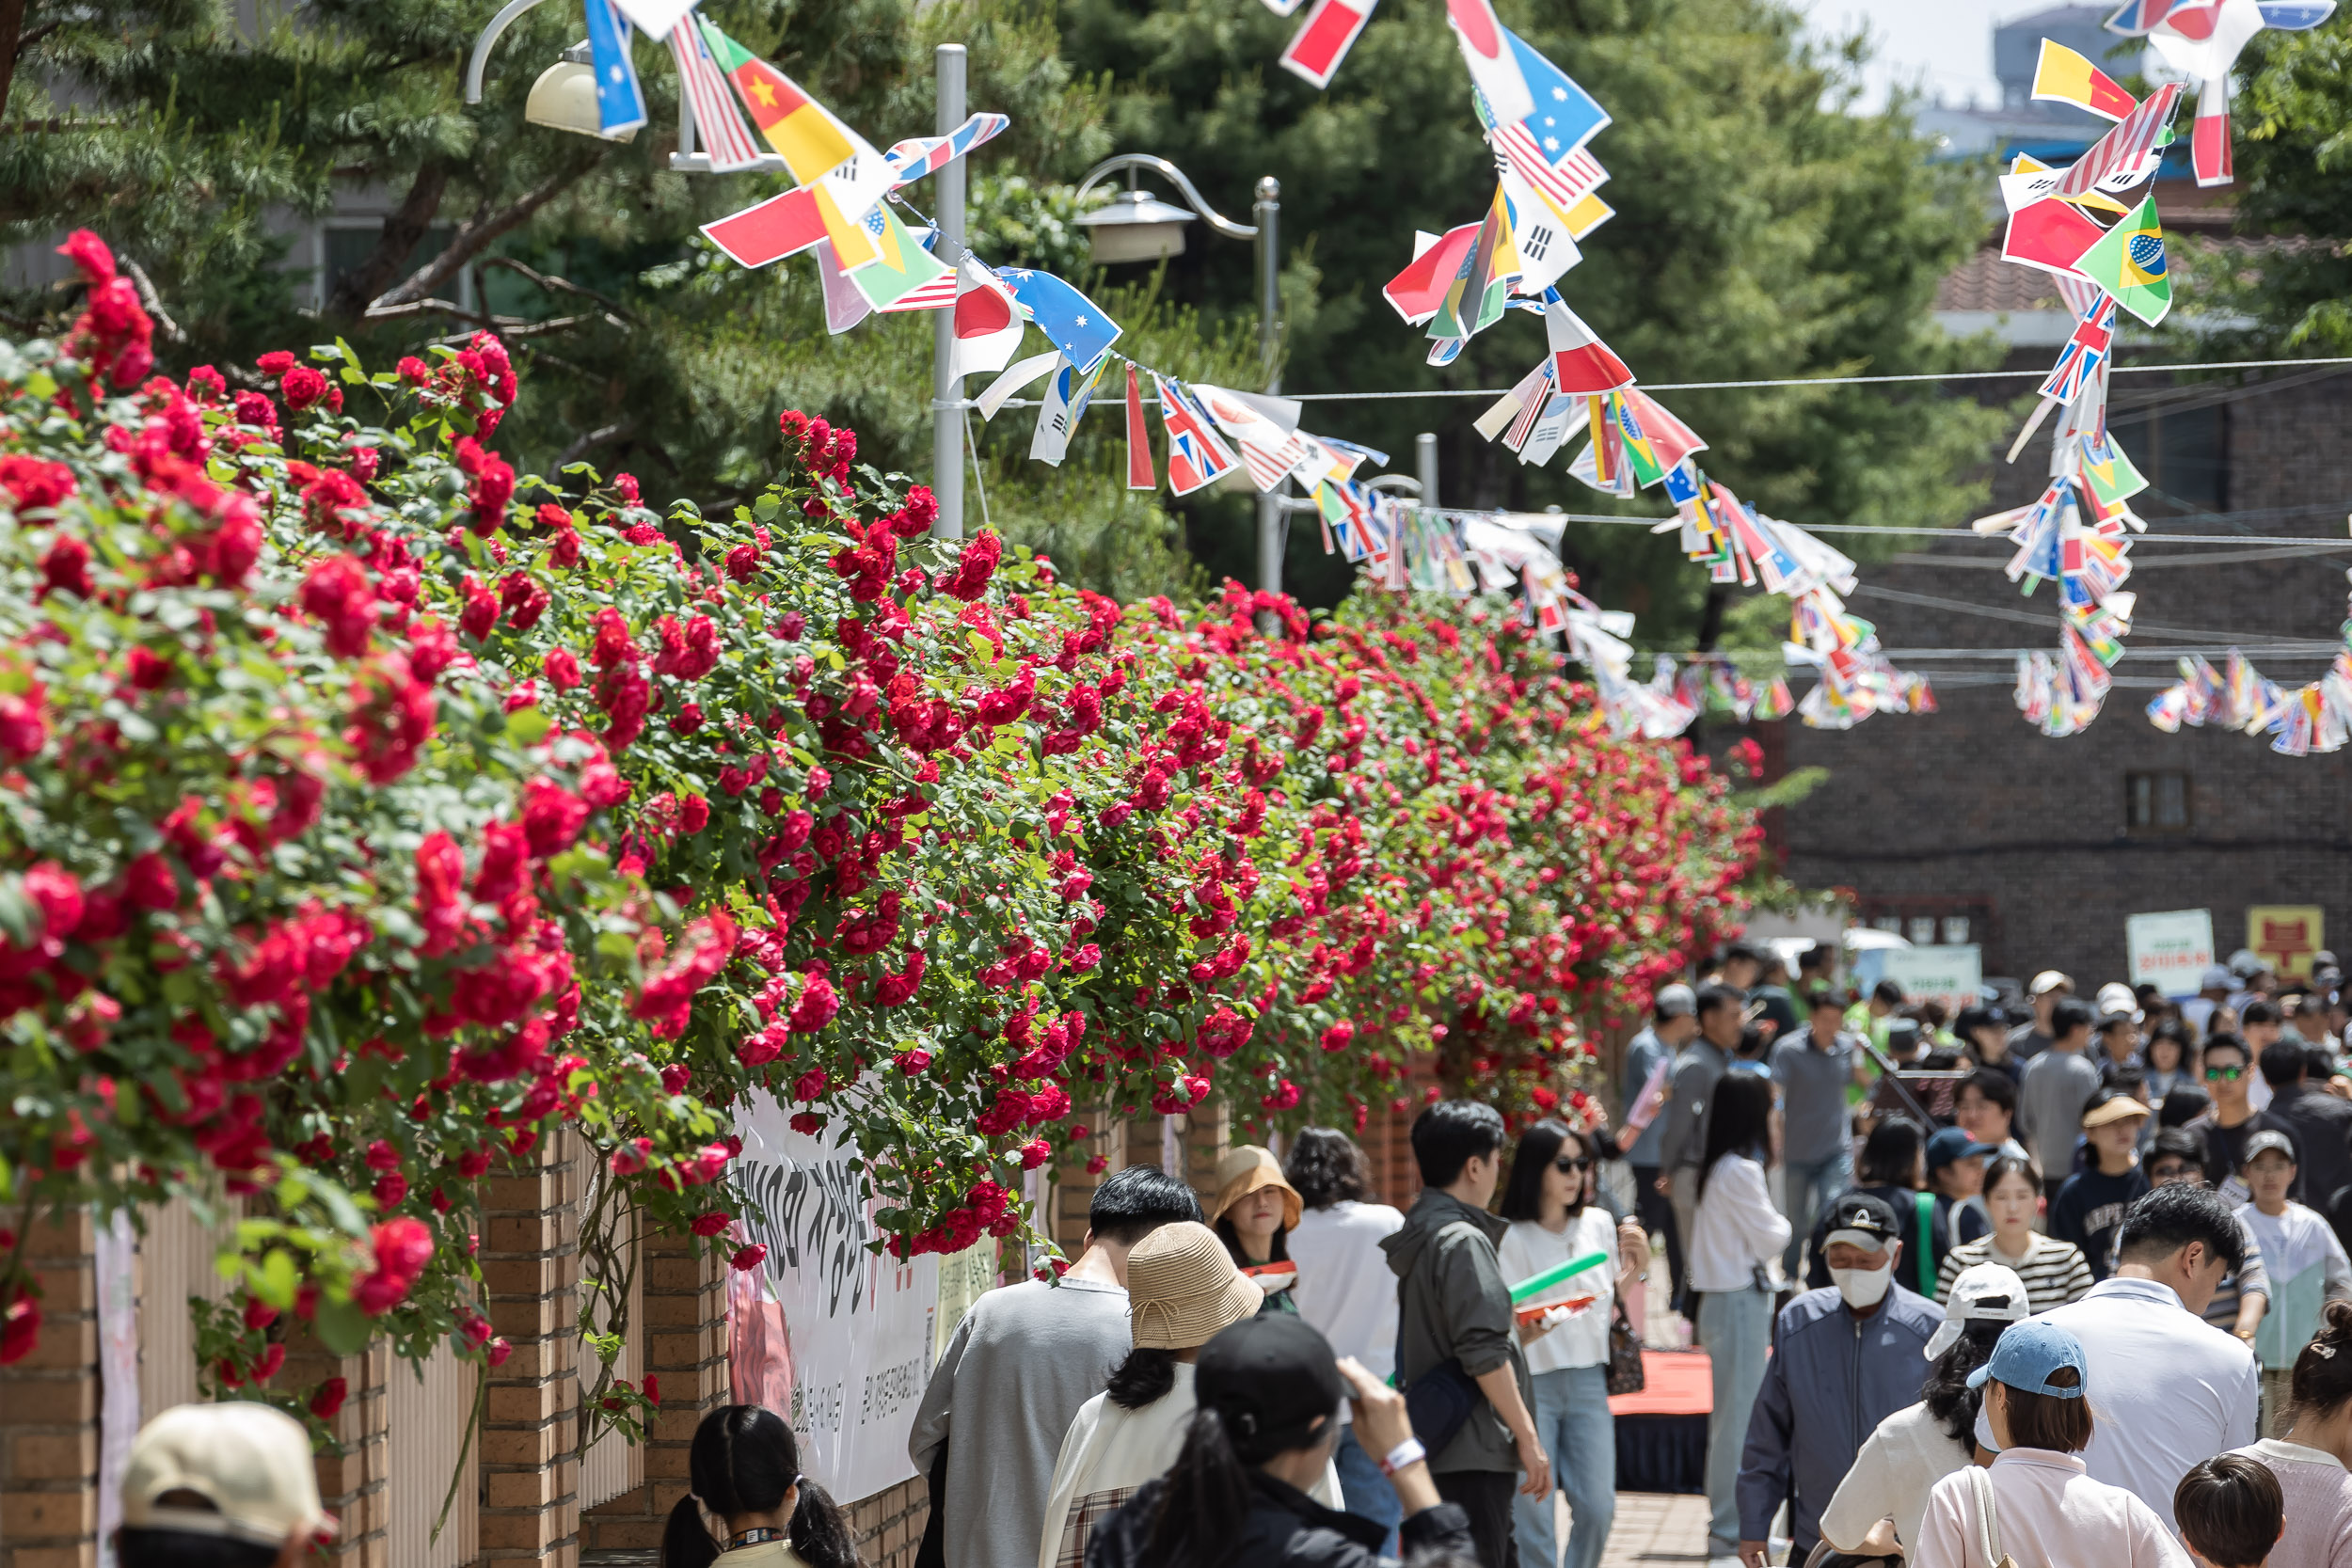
[1734,1192,1940,1568]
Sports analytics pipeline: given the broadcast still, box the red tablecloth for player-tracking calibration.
[1607,1348,1711,1417]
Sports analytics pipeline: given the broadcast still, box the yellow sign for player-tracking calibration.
[2249,907,2326,980]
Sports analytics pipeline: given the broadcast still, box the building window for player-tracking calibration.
[2125,770,2191,832]
[2119,400,2228,515]
[1942,916,1972,945]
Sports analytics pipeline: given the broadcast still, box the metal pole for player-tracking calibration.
[1254,175,1282,628]
[930,44,968,541]
[1416,432,1438,510]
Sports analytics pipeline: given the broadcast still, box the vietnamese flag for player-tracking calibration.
[2002,197,2106,278]
[700,21,860,183]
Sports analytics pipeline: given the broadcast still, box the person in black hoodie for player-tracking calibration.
[1087,1316,1473,1568]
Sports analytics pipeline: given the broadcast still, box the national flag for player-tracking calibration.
[812,157,893,270]
[1446,0,1534,124]
[1429,187,1517,342]
[1662,459,1703,508]
[700,21,867,182]
[2191,73,2233,187]
[1519,395,1588,467]
[1610,392,1667,485]
[2039,295,2118,404]
[1030,357,1104,466]
[2073,195,2171,324]
[668,22,767,172]
[1498,164,1581,296]
[1155,375,1241,496]
[976,351,1060,420]
[1384,223,1481,325]
[1124,365,1156,490]
[1320,436,1391,477]
[2258,2,2337,27]
[2106,0,2185,30]
[2031,40,2138,122]
[611,0,694,38]
[1259,0,1308,17]
[845,204,951,311]
[813,238,873,334]
[2146,0,2265,82]
[1620,388,1706,473]
[947,259,1025,381]
[1504,362,1558,451]
[1280,0,1379,89]
[1543,293,1634,395]
[1476,360,1550,442]
[583,0,648,139]
[702,185,828,268]
[2002,197,2107,277]
[1492,128,1609,214]
[994,269,1121,374]
[2057,81,2183,199]
[1500,27,1609,160]
[884,113,1011,187]
[1193,384,1306,491]
[2080,432,2148,505]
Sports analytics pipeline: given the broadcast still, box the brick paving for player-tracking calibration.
[1597,1492,1716,1568]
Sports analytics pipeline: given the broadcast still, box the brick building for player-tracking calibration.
[1777,150,2352,984]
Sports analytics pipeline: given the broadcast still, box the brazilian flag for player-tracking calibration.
[2074,197,2170,326]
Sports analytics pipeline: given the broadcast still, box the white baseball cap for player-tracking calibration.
[2094,982,2142,1024]
[1924,1262,2031,1359]
[2027,971,2073,998]
[120,1402,332,1547]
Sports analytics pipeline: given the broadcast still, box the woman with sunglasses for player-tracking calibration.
[1497,1118,1649,1568]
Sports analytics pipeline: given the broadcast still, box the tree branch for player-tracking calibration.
[326,160,453,323]
[0,0,28,119]
[373,159,601,311]
[554,419,637,467]
[478,256,638,324]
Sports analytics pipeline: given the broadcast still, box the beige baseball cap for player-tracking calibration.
[120,1402,332,1547]
[1126,1221,1264,1351]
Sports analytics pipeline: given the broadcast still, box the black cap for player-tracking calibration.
[1822,1191,1900,1249]
[1195,1315,1345,1461]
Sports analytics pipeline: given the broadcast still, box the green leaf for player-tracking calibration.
[314,1294,372,1357]
[506,707,551,747]
[255,1248,301,1310]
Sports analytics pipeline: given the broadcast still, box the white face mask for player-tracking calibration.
[1829,1261,1893,1309]
[1974,1402,1998,1453]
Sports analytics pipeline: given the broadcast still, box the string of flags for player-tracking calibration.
[2144,562,2352,754]
[2102,1,2337,188]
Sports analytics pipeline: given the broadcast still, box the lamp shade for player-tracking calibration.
[1076,190,1194,265]
[526,59,636,141]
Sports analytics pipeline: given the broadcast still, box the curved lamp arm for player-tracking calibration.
[1073,154,1257,241]
[466,0,553,105]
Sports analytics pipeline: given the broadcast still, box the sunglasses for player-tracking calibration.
[2204,1065,2246,1082]
[2149,1163,2195,1180]
[1553,1156,1594,1173]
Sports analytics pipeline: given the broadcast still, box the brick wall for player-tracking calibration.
[281,1333,389,1567]
[0,1210,97,1568]
[477,1135,584,1567]
[580,1225,729,1557]
[1781,364,2352,982]
[847,1475,927,1568]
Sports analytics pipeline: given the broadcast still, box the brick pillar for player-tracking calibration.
[0,1208,98,1568]
[478,1136,583,1567]
[283,1332,390,1566]
[580,1222,726,1555]
[847,1476,929,1568]
[1177,1096,1232,1208]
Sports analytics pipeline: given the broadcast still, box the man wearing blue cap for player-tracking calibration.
[1912,1318,2190,1568]
[1734,1192,1940,1568]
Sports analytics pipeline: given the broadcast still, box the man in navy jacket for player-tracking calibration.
[1735,1193,1939,1566]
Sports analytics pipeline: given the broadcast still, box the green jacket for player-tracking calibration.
[1380,1188,1533,1476]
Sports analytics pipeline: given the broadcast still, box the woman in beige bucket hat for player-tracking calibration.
[1034,1222,1340,1568]
[1211,1145,1305,1311]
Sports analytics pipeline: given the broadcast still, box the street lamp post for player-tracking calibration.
[1073,157,1283,617]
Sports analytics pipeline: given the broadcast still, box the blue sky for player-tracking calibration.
[1791,0,2039,110]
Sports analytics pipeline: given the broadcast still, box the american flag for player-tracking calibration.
[2057,81,2182,199]
[669,24,767,171]
[1492,124,1607,214]
[2039,295,2118,404]
[1503,361,1557,451]
[884,114,1011,187]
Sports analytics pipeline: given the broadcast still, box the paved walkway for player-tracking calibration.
[1597,1493,1714,1568]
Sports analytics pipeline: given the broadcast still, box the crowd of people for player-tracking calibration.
[87,943,2352,1568]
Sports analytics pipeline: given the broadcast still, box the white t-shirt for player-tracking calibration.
[2038,1276,2260,1529]
[1497,1210,1619,1374]
[1817,1400,1974,1557]
[1286,1198,1406,1383]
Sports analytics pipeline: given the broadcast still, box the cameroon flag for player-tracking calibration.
[700,21,861,184]
[2074,197,2170,325]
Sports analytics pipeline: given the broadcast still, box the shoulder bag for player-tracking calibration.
[1606,1296,1646,1396]
[1397,1220,1496,1455]
[1963,1465,2018,1568]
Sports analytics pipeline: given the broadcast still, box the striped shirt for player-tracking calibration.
[1933,1233,2094,1314]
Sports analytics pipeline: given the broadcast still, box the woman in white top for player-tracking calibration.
[1038,1220,1317,1568]
[1498,1118,1649,1568]
[2233,1300,2352,1568]
[1689,1066,1789,1556]
[1912,1320,2189,1568]
[1284,1127,1407,1540]
[659,1404,860,1568]
[1819,1264,2026,1560]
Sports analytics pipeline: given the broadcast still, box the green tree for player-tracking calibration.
[1058,0,2005,640]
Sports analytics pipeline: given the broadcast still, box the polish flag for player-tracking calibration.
[946,258,1025,382]
[1544,298,1633,395]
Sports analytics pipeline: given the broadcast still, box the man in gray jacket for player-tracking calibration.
[1383,1100,1549,1568]
[1735,1193,1940,1568]
[1656,984,1746,1313]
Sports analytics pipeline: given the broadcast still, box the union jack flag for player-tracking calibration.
[2040,295,2118,404]
[1153,375,1240,497]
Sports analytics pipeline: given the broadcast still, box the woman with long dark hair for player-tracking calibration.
[1497,1119,1648,1568]
[1688,1069,1788,1558]
[660,1405,860,1568]
[1087,1316,1475,1568]
[1817,1264,2026,1560]
[1035,1222,1278,1568]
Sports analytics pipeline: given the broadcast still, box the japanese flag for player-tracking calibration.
[947,258,1025,382]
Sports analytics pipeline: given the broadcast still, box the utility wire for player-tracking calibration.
[1282,356,2352,402]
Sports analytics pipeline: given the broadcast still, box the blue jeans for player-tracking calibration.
[1334,1423,1403,1553]
[1511,1364,1615,1568]
[1780,1148,1852,1280]
[1698,1287,1773,1552]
